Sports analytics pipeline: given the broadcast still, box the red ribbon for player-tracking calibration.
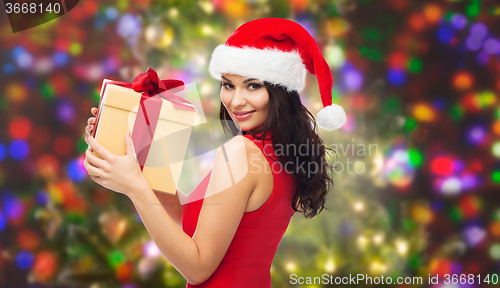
[95,67,195,171]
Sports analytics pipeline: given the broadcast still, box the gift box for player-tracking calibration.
[90,68,197,195]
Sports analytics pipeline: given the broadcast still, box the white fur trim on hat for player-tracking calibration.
[317,104,347,130]
[209,44,307,93]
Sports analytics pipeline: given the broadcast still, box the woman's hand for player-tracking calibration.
[83,130,149,197]
[85,107,98,136]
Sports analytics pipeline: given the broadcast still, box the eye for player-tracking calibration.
[221,82,234,89]
[248,83,262,90]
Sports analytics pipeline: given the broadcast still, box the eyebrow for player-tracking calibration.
[221,76,260,84]
[243,78,259,83]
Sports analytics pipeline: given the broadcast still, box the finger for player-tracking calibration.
[91,107,98,116]
[83,157,103,177]
[125,131,136,157]
[85,147,107,169]
[85,135,114,161]
[87,117,96,125]
[85,124,94,135]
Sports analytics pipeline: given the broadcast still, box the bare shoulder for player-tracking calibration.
[221,135,261,160]
[204,135,267,198]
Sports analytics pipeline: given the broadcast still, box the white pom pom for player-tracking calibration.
[317,104,347,130]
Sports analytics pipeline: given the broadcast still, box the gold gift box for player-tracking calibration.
[91,79,197,195]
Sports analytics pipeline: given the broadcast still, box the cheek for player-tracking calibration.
[220,91,231,107]
[251,92,269,110]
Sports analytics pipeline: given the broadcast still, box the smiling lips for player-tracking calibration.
[232,110,256,120]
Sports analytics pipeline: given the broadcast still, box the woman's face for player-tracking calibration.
[220,73,269,133]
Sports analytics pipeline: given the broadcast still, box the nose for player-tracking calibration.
[231,86,246,107]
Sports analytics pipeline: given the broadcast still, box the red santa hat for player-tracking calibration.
[208,17,346,130]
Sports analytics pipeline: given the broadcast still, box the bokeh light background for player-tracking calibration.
[1,0,500,287]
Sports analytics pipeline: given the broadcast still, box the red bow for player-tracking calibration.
[111,67,195,111]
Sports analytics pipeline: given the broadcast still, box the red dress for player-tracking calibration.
[181,131,298,287]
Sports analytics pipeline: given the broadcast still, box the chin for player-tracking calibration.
[237,123,265,133]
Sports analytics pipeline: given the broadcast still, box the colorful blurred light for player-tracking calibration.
[459,194,482,218]
[9,117,31,139]
[413,104,436,122]
[32,251,58,282]
[424,4,441,24]
[387,68,406,86]
[432,98,446,111]
[460,174,478,190]
[0,143,5,161]
[404,118,417,131]
[384,149,415,189]
[494,121,500,135]
[16,250,34,269]
[408,13,426,31]
[463,226,486,247]
[0,210,6,231]
[324,44,345,68]
[407,58,423,73]
[388,51,407,69]
[431,156,454,176]
[440,177,461,195]
[343,68,363,90]
[484,38,500,54]
[2,191,23,219]
[108,250,126,269]
[489,244,500,260]
[437,26,454,44]
[453,71,473,90]
[9,139,29,160]
[408,149,423,167]
[143,240,162,258]
[14,48,33,69]
[476,51,489,65]
[55,100,76,123]
[6,82,28,102]
[117,14,141,38]
[466,2,480,17]
[490,222,500,237]
[53,51,69,66]
[70,42,82,55]
[492,142,500,157]
[411,204,433,224]
[467,125,486,145]
[3,63,15,74]
[324,18,350,37]
[105,7,118,20]
[18,229,41,250]
[35,190,49,206]
[451,13,467,30]
[67,157,87,182]
[452,159,464,173]
[493,171,500,183]
[470,22,487,38]
[466,36,482,51]
[37,154,60,179]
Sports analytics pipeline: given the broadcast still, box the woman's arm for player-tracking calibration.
[153,190,187,229]
[127,135,260,285]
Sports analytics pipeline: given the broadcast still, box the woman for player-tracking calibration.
[83,18,346,287]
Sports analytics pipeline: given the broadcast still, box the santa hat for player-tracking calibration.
[208,17,346,130]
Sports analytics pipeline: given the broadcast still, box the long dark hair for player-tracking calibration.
[219,82,335,219]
